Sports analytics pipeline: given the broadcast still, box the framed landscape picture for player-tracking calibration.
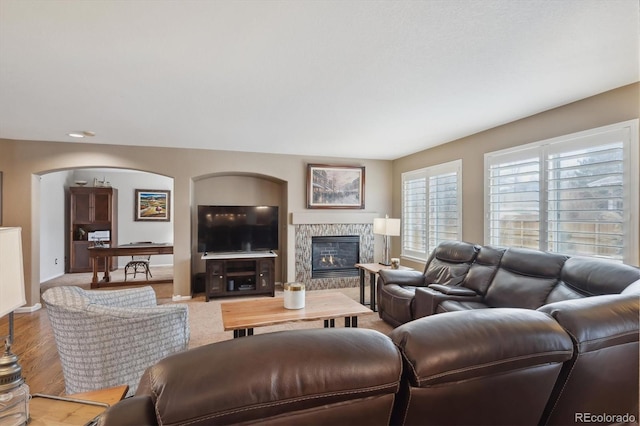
[306,164,365,209]
[135,189,171,221]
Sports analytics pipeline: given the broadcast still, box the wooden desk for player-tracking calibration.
[221,292,373,338]
[29,385,128,425]
[355,263,413,312]
[88,243,173,288]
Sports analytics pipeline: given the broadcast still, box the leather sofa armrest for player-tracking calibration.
[428,284,477,296]
[99,396,157,426]
[378,269,426,287]
[414,286,481,318]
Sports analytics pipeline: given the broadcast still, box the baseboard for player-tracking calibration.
[16,303,42,313]
[40,271,65,283]
[172,295,192,302]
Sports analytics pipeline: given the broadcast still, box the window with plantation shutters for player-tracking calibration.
[485,120,639,265]
[429,171,460,248]
[487,150,540,249]
[402,173,427,259]
[402,160,462,261]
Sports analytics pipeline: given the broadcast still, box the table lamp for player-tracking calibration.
[0,227,29,426]
[373,215,401,266]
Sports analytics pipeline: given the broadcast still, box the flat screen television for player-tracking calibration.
[197,205,279,253]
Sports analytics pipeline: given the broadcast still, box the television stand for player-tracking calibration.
[202,252,277,301]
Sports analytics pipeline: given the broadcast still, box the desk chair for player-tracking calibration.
[124,242,153,281]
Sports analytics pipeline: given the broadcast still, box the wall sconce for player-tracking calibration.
[373,215,401,266]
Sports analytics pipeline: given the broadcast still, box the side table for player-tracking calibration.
[355,263,413,312]
[29,385,128,425]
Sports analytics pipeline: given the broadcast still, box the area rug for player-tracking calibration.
[178,287,394,349]
[41,270,393,349]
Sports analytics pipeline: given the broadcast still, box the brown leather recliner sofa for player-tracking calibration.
[538,280,640,425]
[377,240,640,326]
[100,308,584,426]
[392,284,639,426]
[99,281,639,425]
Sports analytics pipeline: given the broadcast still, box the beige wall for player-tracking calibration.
[3,83,638,307]
[0,142,392,308]
[393,82,640,271]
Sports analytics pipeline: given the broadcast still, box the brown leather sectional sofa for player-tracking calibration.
[100,277,639,425]
[378,240,640,326]
[101,310,574,426]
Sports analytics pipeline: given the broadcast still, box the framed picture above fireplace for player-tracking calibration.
[306,164,365,209]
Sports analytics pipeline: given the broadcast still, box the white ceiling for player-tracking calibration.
[1,1,638,160]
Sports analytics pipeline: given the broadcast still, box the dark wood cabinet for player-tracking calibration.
[204,253,276,301]
[257,259,274,292]
[68,187,118,273]
[205,260,225,298]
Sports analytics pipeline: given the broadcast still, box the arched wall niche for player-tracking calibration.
[191,172,288,285]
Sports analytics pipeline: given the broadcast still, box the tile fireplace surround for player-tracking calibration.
[295,223,374,290]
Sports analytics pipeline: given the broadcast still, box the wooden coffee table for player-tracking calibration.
[221,291,373,338]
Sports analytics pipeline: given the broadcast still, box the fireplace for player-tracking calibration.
[295,222,373,290]
[311,235,360,278]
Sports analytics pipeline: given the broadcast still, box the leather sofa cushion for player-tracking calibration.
[546,256,640,304]
[461,245,505,295]
[428,283,476,296]
[484,248,567,309]
[135,328,402,425]
[436,300,490,313]
[390,308,573,386]
[423,241,478,286]
[424,258,468,286]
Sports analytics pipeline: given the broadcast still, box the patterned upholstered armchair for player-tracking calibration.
[42,285,189,396]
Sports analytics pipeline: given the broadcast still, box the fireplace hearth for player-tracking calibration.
[311,235,360,278]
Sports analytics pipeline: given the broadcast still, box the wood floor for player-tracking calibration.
[1,307,65,395]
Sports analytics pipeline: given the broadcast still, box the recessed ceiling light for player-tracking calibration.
[68,131,95,138]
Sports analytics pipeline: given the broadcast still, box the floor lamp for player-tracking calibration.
[0,227,29,425]
[373,215,401,266]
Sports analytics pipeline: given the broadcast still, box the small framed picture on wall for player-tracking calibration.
[135,189,171,221]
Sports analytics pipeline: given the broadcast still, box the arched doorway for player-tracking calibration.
[39,167,174,287]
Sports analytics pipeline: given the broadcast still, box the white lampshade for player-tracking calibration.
[373,217,401,236]
[0,227,26,318]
